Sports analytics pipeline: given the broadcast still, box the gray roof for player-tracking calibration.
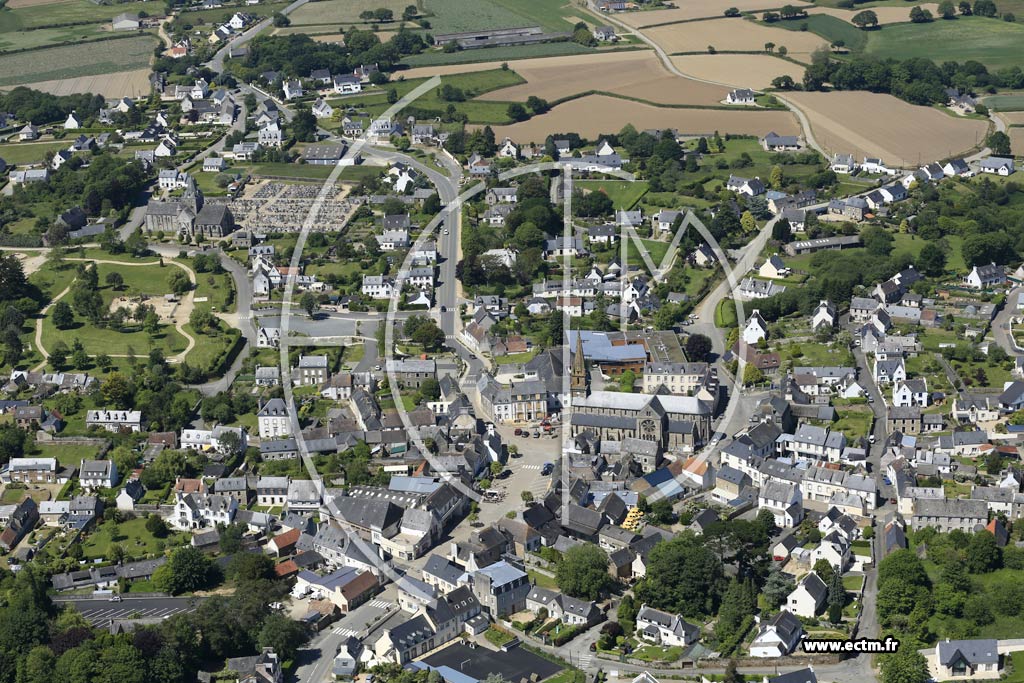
[937,639,999,667]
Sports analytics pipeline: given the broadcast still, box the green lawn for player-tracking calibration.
[865,16,1024,70]
[496,351,537,365]
[80,517,185,560]
[842,574,865,591]
[0,0,156,30]
[0,141,73,165]
[0,487,49,504]
[0,34,158,87]
[715,297,738,328]
[1004,651,1024,683]
[832,407,873,440]
[769,15,867,51]
[329,68,526,125]
[32,443,101,470]
[575,180,649,209]
[0,22,108,51]
[892,233,965,272]
[626,237,670,270]
[528,569,558,589]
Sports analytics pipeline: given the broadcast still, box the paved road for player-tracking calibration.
[991,285,1021,357]
[293,595,400,683]
[57,596,204,625]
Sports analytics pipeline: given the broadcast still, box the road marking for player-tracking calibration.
[578,652,593,669]
[520,464,542,470]
[332,626,359,637]
[368,599,391,609]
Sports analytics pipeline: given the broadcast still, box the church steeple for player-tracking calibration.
[570,331,589,398]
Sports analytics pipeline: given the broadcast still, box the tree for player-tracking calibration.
[272,12,290,26]
[145,514,169,538]
[827,566,845,609]
[300,292,319,318]
[910,5,934,21]
[618,369,636,391]
[153,546,211,595]
[227,552,274,584]
[402,4,417,19]
[769,164,784,190]
[716,578,756,641]
[686,334,712,361]
[506,103,529,122]
[635,532,725,616]
[49,341,69,370]
[526,96,549,114]
[723,660,744,683]
[105,272,124,290]
[763,566,794,607]
[772,74,795,89]
[960,0,973,12]
[973,0,997,15]
[167,270,191,295]
[740,211,756,232]
[743,364,764,386]
[881,649,929,683]
[852,9,878,26]
[938,0,957,17]
[556,544,613,600]
[258,613,308,662]
[52,301,74,329]
[917,242,946,276]
[290,107,318,143]
[966,531,1001,572]
[987,130,1012,155]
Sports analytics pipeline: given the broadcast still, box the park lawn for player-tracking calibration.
[865,16,1024,70]
[41,313,189,359]
[28,260,79,302]
[92,261,176,301]
[181,324,239,371]
[769,14,867,51]
[189,267,235,315]
[0,141,72,165]
[575,180,649,209]
[80,517,186,560]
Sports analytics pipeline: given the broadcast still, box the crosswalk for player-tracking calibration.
[521,464,543,471]
[367,599,391,609]
[578,652,594,670]
[332,626,358,637]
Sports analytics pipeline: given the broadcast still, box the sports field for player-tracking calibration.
[785,90,990,164]
[865,16,1024,70]
[486,94,800,141]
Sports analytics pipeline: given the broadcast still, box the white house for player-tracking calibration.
[86,409,142,432]
[257,398,291,438]
[79,459,118,489]
[64,112,81,129]
[742,310,769,345]
[635,604,699,647]
[830,154,858,174]
[749,610,803,658]
[811,300,836,330]
[979,156,1014,176]
[362,275,395,299]
[497,137,519,159]
[726,175,765,197]
[333,75,362,94]
[963,263,1005,290]
[786,572,826,618]
[726,89,756,105]
[758,480,803,528]
[283,80,304,100]
[758,254,790,280]
[893,379,929,408]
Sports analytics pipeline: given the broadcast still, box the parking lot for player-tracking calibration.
[59,596,204,626]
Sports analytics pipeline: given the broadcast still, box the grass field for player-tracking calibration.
[178,0,289,24]
[0,141,71,165]
[332,68,526,124]
[716,297,738,327]
[401,41,593,67]
[0,22,108,52]
[0,34,157,87]
[0,0,155,31]
[986,93,1024,112]
[80,517,186,561]
[288,0,412,25]
[575,180,649,209]
[626,237,670,268]
[770,14,867,51]
[865,16,1024,70]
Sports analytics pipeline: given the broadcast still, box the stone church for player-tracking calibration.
[145,176,235,241]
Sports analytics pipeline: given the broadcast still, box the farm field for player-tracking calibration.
[422,0,579,33]
[984,94,1024,112]
[1009,129,1024,156]
[287,0,412,25]
[0,23,108,52]
[614,0,813,26]
[807,3,939,25]
[401,41,595,67]
[0,35,157,87]
[865,16,1024,70]
[0,0,156,29]
[484,94,800,142]
[768,14,868,51]
[475,51,728,106]
[4,68,152,98]
[645,17,827,61]
[997,112,1024,126]
[784,90,989,164]
[670,53,803,89]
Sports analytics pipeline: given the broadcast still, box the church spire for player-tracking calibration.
[570,331,588,398]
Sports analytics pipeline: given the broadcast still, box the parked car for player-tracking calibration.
[108,596,122,602]
[541,462,554,475]
[514,428,523,436]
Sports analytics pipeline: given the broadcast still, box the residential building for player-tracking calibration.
[635,604,699,647]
